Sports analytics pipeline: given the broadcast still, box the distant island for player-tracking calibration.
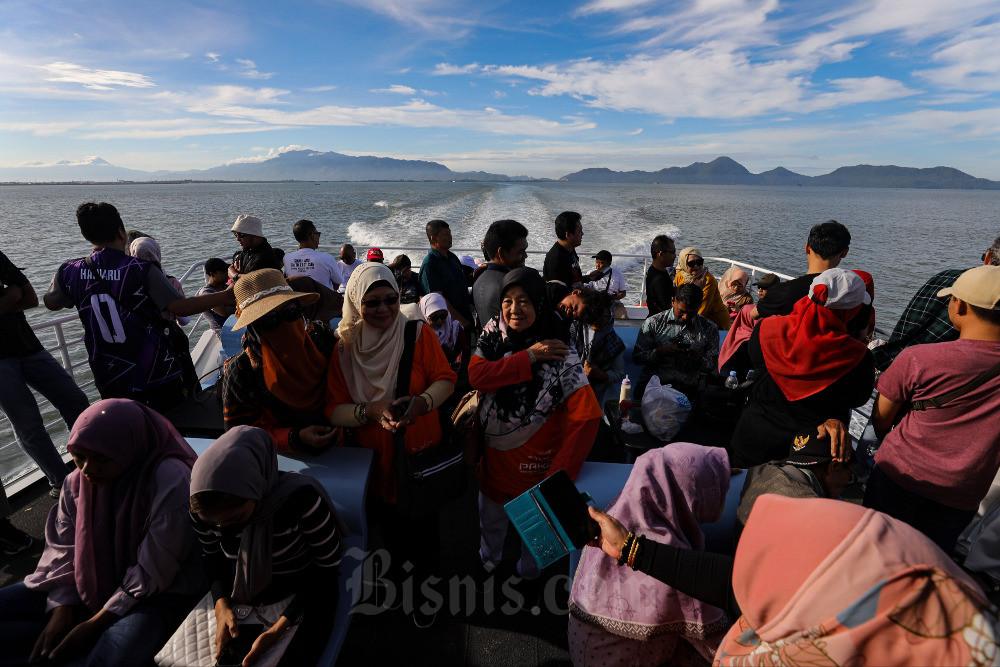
[2,151,999,190]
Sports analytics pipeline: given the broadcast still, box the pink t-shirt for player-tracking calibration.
[875,338,1000,510]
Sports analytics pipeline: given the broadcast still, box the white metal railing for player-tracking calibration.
[1,246,890,490]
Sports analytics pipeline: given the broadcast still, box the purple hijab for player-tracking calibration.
[570,443,731,641]
[189,426,348,604]
[25,399,197,612]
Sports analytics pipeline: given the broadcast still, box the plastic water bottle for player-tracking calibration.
[619,376,633,420]
[725,371,739,390]
[745,369,756,383]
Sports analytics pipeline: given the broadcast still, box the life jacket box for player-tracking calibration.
[504,470,595,570]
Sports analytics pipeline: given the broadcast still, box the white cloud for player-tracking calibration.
[235,58,274,79]
[629,128,643,135]
[224,145,313,164]
[916,22,1000,92]
[334,0,480,36]
[305,85,338,92]
[41,62,155,89]
[371,84,417,95]
[433,62,481,76]
[492,90,507,99]
[578,0,659,15]
[205,52,221,62]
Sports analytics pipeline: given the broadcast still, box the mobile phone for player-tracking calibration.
[391,398,411,421]
[215,624,264,667]
[536,470,596,547]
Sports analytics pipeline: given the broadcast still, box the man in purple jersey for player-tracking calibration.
[44,202,235,412]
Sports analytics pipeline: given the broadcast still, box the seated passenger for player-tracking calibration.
[567,289,625,405]
[735,426,855,542]
[470,268,602,580]
[220,269,340,454]
[730,269,874,468]
[718,266,753,321]
[849,269,876,343]
[324,262,456,626]
[674,247,731,330]
[633,283,719,399]
[587,494,999,666]
[419,292,471,371]
[389,254,424,306]
[189,426,346,666]
[197,257,236,340]
[717,303,755,380]
[0,400,203,666]
[568,444,731,667]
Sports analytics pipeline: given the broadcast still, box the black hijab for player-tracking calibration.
[481,268,567,360]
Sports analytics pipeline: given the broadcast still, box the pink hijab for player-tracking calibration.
[25,400,197,612]
[716,495,1000,666]
[570,444,731,645]
[717,304,757,371]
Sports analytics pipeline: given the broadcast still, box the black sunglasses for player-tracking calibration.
[255,304,303,331]
[687,257,704,267]
[360,294,399,309]
[233,231,250,239]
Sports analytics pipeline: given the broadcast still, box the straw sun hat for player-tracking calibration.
[232,269,319,330]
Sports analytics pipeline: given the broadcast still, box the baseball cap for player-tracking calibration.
[366,247,384,261]
[231,214,263,237]
[592,250,613,263]
[809,268,871,309]
[936,265,1000,310]
[754,273,780,289]
[783,428,840,467]
[459,254,479,269]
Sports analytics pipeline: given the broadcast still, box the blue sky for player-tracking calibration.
[2,0,1000,178]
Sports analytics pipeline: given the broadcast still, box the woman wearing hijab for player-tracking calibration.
[130,236,190,325]
[324,262,456,627]
[730,268,876,468]
[189,426,346,666]
[471,268,602,581]
[221,269,341,454]
[569,444,732,666]
[568,288,625,406]
[674,247,731,330]
[0,400,203,666]
[419,292,471,370]
[588,495,1000,666]
[718,266,753,321]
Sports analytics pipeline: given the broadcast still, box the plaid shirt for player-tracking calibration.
[872,268,965,371]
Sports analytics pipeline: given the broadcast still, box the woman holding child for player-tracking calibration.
[0,400,203,666]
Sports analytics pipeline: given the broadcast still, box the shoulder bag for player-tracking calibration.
[393,319,468,517]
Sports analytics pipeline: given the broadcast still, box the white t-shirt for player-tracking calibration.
[336,258,364,293]
[586,267,627,296]
[283,248,343,291]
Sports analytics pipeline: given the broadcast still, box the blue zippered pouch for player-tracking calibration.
[504,470,595,570]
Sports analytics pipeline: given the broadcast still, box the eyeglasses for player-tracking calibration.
[233,232,250,239]
[427,312,448,323]
[360,294,399,309]
[255,304,302,331]
[312,231,321,239]
[686,258,704,267]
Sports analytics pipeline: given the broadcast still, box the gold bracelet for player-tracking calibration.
[627,535,640,569]
[617,531,633,565]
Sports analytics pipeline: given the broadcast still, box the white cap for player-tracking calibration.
[231,214,263,238]
[809,268,871,309]
[459,254,478,269]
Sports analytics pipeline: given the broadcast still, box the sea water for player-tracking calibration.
[1,181,998,483]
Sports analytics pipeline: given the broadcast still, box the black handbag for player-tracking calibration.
[392,320,468,517]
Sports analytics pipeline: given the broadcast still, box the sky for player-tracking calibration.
[2,0,1000,179]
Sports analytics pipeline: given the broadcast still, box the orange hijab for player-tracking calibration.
[258,322,327,412]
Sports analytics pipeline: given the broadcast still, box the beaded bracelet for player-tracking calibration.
[354,401,369,425]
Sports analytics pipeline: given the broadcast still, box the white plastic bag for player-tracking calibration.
[641,376,692,441]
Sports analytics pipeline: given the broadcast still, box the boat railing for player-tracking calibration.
[0,247,887,491]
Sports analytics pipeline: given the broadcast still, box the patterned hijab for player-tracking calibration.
[717,495,1000,666]
[676,247,707,286]
[420,292,461,349]
[475,268,589,450]
[571,444,731,644]
[25,400,197,612]
[189,426,347,603]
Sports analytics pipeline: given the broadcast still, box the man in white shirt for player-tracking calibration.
[283,219,342,291]
[337,243,364,294]
[586,250,627,301]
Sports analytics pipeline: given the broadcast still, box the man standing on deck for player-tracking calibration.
[543,211,584,305]
[419,219,472,328]
[44,202,235,412]
[337,243,363,294]
[751,220,851,319]
[0,249,89,498]
[473,219,528,329]
[283,219,342,291]
[872,236,1000,371]
[229,214,282,279]
[644,235,676,317]
[864,265,1000,554]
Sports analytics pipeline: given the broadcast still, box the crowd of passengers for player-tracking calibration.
[0,201,999,665]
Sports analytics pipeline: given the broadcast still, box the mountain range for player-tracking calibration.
[2,151,999,190]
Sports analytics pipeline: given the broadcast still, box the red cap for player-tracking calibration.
[366,247,384,261]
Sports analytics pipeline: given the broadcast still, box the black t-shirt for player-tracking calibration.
[729,326,875,468]
[645,265,675,316]
[754,273,818,318]
[0,251,43,359]
[236,239,282,275]
[543,242,582,289]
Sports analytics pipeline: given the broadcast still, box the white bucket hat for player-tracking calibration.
[231,214,263,238]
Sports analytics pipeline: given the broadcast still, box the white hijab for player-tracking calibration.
[419,292,461,349]
[337,262,407,402]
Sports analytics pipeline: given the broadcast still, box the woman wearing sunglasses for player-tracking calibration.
[674,247,732,330]
[220,269,342,454]
[324,263,456,626]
